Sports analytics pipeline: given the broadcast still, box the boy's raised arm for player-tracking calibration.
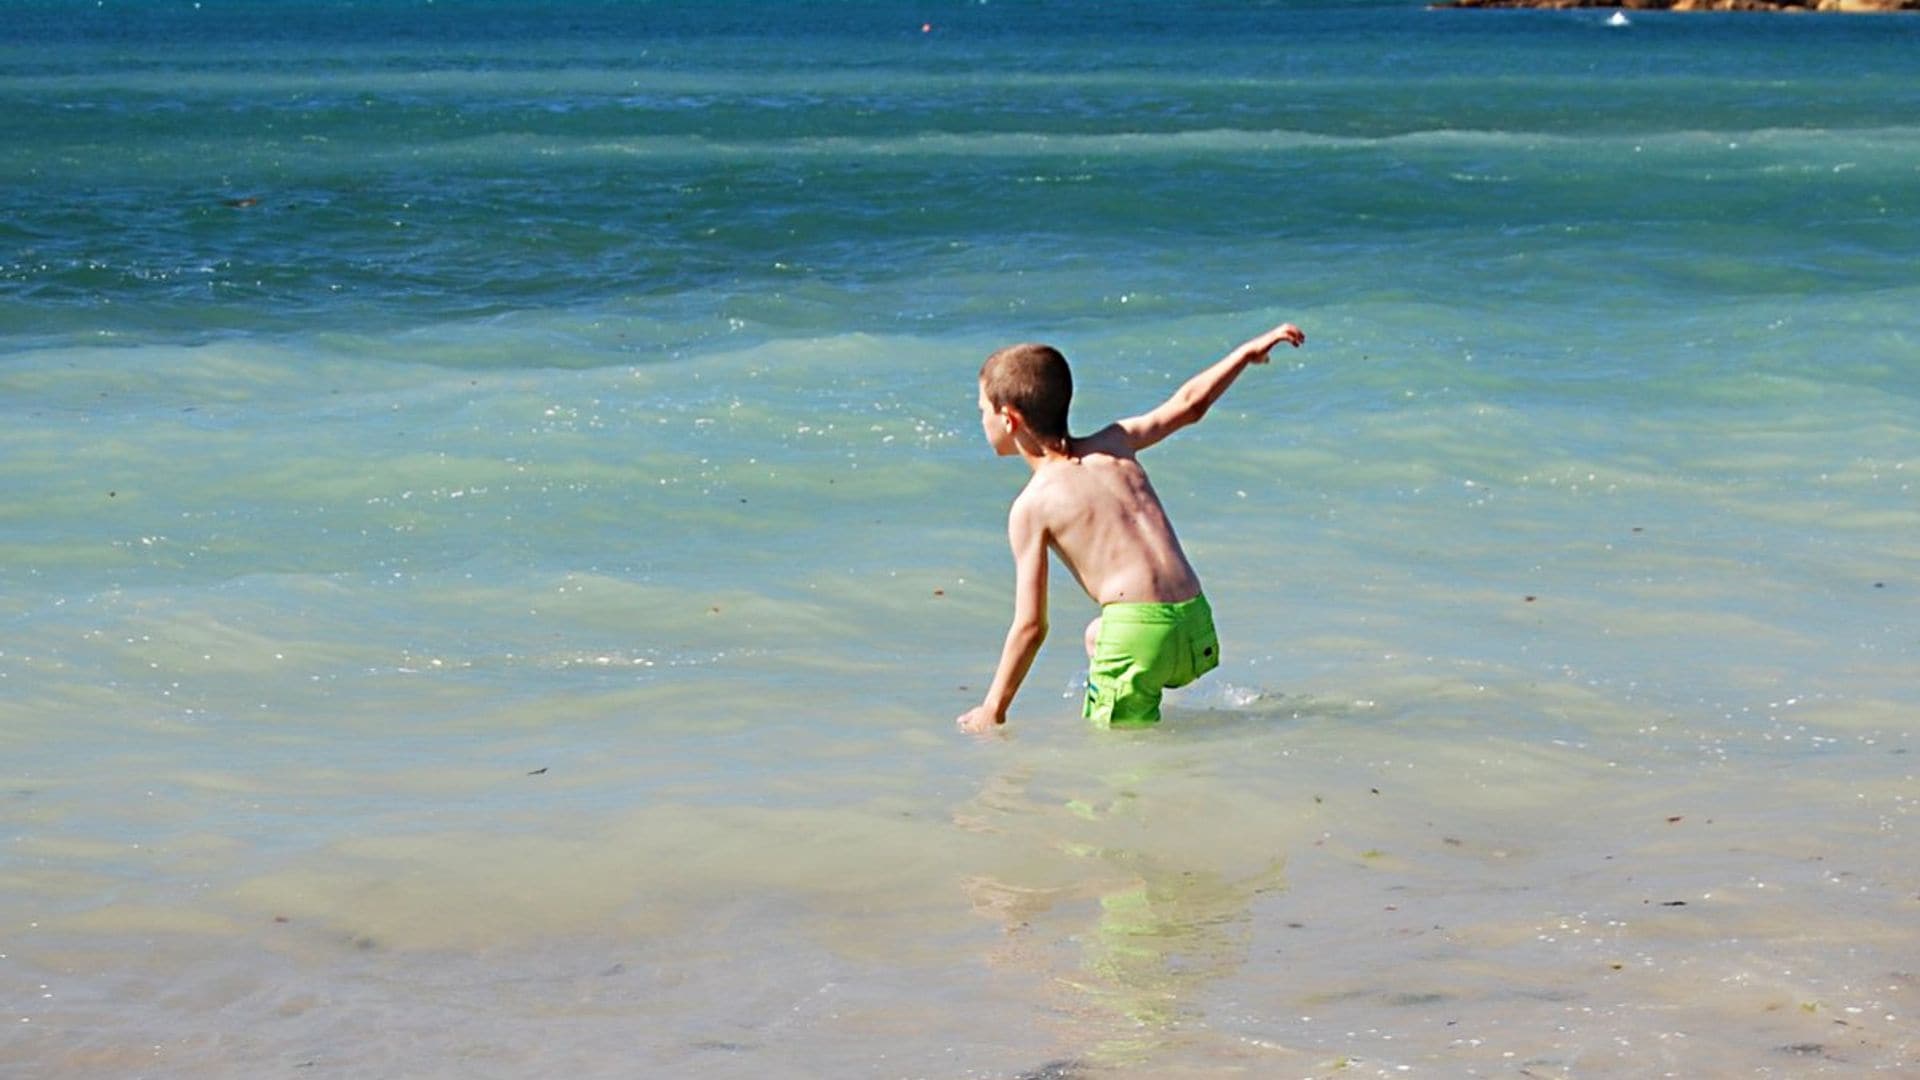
[956,500,1050,734]
[1117,323,1304,451]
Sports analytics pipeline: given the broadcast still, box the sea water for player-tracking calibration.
[3,2,1916,1075]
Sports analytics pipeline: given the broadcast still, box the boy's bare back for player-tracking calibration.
[1010,424,1200,608]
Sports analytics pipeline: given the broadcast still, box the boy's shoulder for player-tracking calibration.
[1011,425,1141,513]
[1073,422,1133,457]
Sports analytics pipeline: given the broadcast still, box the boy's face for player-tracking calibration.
[977,382,1017,457]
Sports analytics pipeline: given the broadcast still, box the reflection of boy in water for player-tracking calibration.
[957,769,1287,1064]
[957,324,1305,733]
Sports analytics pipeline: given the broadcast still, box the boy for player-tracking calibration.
[956,322,1306,734]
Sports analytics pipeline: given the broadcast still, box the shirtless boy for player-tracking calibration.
[956,322,1306,734]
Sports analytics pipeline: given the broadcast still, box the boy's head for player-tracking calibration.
[978,343,1072,455]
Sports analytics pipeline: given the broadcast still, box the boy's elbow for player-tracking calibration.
[1175,391,1211,427]
[1179,380,1217,414]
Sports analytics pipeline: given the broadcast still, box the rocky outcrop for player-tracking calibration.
[1434,0,1918,11]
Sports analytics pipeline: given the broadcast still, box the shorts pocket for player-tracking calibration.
[1187,622,1220,682]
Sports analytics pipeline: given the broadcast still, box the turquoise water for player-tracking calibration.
[4,3,1918,1075]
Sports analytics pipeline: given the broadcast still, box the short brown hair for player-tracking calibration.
[980,343,1072,446]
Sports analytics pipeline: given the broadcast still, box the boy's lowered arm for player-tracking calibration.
[957,500,1050,731]
[1118,322,1304,451]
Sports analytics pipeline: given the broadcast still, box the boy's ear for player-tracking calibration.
[998,404,1023,433]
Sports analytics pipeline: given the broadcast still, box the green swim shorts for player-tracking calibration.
[1083,593,1220,728]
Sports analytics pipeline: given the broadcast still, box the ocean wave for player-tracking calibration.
[34,123,1909,173]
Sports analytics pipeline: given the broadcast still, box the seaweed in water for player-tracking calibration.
[1014,1060,1090,1080]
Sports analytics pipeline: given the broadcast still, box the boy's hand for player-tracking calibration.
[1247,323,1305,363]
[956,705,1006,734]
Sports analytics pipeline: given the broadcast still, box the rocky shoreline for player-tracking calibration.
[1434,0,1917,11]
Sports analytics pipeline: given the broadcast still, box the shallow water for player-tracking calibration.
[4,2,1918,1076]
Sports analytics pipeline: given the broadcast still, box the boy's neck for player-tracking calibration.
[1018,434,1075,469]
